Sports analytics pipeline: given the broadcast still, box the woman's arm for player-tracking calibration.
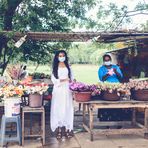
[51,74,69,86]
[102,73,110,81]
[98,67,110,82]
[113,66,123,79]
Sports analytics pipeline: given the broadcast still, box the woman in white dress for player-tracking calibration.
[50,50,74,139]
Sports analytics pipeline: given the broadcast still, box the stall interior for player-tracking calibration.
[107,41,148,82]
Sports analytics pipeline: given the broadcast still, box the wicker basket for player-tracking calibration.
[132,89,148,101]
[73,91,91,102]
[102,91,120,101]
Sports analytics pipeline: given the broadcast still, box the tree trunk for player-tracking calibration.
[0,0,23,75]
[4,0,23,30]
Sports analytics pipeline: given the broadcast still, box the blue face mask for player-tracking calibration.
[58,57,66,62]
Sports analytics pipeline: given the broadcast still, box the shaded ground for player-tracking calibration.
[0,101,148,148]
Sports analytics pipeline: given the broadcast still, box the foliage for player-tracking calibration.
[31,72,50,79]
[68,42,114,65]
[141,20,148,31]
[0,0,147,72]
[0,0,97,74]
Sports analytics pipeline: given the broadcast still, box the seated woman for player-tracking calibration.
[98,54,131,122]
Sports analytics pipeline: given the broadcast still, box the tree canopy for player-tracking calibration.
[0,0,148,75]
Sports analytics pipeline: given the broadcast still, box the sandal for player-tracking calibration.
[65,130,73,139]
[56,127,62,140]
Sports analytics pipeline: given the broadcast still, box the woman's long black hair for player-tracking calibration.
[52,50,71,79]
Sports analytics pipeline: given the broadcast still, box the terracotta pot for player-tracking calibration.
[73,91,91,102]
[132,89,148,101]
[102,91,120,101]
[29,93,43,107]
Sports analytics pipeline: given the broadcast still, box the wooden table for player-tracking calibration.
[22,106,45,146]
[80,100,148,141]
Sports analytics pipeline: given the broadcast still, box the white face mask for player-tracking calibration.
[104,61,112,66]
[58,57,66,62]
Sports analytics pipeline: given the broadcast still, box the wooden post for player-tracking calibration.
[42,109,45,145]
[79,103,82,111]
[132,108,136,126]
[89,106,94,141]
[22,110,24,146]
[144,108,148,138]
[83,103,85,124]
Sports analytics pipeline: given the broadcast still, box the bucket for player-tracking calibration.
[29,93,43,108]
[4,98,20,117]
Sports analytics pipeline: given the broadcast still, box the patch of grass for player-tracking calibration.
[71,64,99,84]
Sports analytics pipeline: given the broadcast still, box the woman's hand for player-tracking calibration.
[60,78,69,82]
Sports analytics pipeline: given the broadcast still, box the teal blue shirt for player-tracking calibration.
[98,65,123,83]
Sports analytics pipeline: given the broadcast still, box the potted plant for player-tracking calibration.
[24,83,48,107]
[129,79,148,101]
[98,82,130,101]
[0,84,24,117]
[69,82,101,102]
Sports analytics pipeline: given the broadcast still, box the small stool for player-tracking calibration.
[22,106,45,146]
[0,115,21,147]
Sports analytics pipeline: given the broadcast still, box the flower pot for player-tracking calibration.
[4,97,21,117]
[132,89,148,101]
[29,93,43,108]
[102,91,120,101]
[73,91,91,102]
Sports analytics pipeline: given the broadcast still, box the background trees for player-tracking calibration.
[0,0,97,74]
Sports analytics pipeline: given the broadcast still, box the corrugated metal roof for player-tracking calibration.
[0,31,148,42]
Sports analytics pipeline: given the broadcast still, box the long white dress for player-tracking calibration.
[50,67,74,132]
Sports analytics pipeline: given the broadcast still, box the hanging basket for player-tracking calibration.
[73,91,92,102]
[29,93,43,108]
[132,89,148,101]
[102,91,120,101]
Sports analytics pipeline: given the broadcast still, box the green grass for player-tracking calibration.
[27,64,51,75]
[28,64,99,84]
[71,64,99,84]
